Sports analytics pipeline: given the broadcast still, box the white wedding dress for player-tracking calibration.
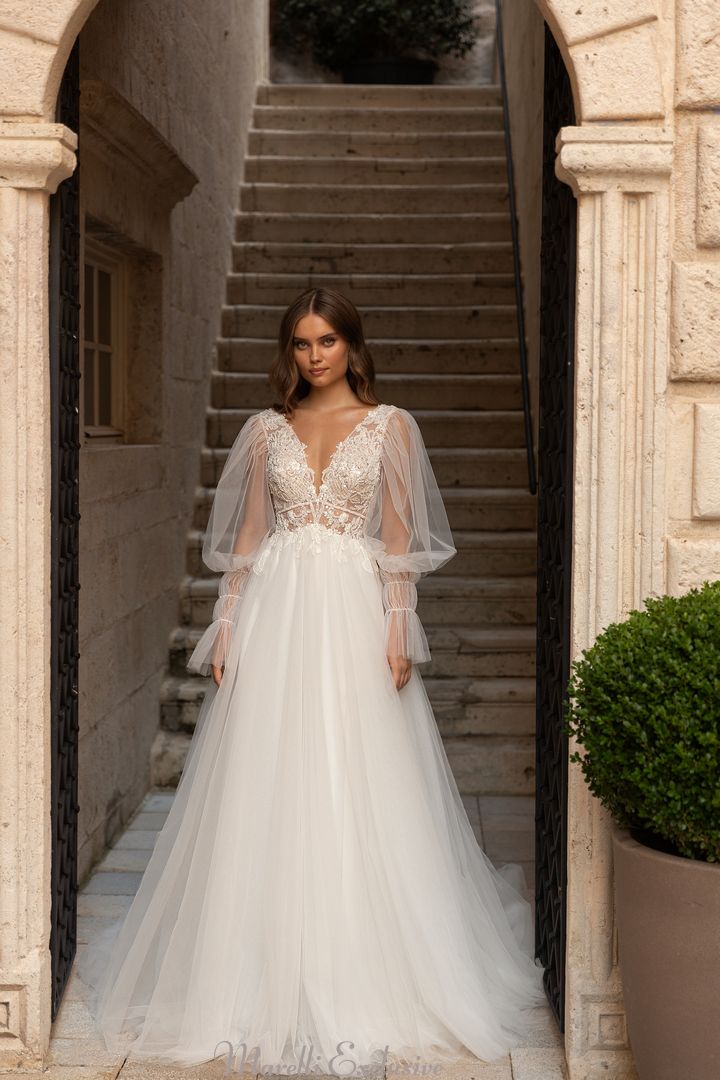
[82,402,546,1074]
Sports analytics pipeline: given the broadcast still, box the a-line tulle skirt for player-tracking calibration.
[79,525,546,1074]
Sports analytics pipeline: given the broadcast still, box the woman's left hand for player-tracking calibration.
[387,654,412,691]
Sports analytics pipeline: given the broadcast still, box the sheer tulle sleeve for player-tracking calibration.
[365,407,456,665]
[187,412,275,676]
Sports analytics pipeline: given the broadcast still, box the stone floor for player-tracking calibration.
[7,789,567,1080]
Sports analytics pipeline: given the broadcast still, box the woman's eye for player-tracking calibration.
[323,338,335,345]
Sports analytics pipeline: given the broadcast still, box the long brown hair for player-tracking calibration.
[268,287,379,417]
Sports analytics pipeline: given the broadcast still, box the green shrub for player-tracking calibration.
[274,0,479,74]
[563,580,720,863]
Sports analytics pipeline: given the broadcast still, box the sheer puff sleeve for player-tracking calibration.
[365,406,457,666]
[187,412,275,677]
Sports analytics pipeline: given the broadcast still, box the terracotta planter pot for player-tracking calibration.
[612,827,720,1080]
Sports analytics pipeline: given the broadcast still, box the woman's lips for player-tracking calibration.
[309,368,328,376]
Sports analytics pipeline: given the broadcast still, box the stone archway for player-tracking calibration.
[0,2,670,1075]
[528,4,671,1079]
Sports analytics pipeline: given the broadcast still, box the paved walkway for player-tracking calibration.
[10,789,567,1079]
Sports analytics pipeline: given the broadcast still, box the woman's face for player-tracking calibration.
[291,313,349,388]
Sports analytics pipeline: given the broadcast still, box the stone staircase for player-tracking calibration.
[152,82,537,798]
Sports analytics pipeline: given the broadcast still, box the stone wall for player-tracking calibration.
[666,1,720,597]
[75,0,269,883]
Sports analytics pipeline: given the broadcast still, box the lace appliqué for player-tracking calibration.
[260,403,395,541]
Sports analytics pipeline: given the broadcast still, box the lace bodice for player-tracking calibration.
[187,401,456,677]
[260,403,395,537]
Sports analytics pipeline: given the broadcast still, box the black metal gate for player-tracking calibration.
[534,22,576,1031]
[49,35,81,1021]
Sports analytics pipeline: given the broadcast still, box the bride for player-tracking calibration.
[83,286,546,1075]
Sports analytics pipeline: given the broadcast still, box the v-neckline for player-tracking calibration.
[279,404,383,499]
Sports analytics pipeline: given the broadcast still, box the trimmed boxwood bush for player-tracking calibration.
[563,580,720,863]
[274,0,479,74]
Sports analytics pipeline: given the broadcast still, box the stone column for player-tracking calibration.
[555,125,673,1080]
[0,122,77,1067]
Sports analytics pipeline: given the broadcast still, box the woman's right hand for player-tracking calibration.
[211,664,223,687]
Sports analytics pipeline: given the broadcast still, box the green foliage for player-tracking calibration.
[274,0,479,73]
[563,580,720,863]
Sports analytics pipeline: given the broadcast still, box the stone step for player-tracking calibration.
[206,408,527,449]
[443,735,535,795]
[210,372,522,411]
[252,104,505,133]
[255,84,503,108]
[186,526,536,580]
[152,721,535,796]
[247,129,506,160]
[235,212,512,244]
[225,272,515,307]
[442,488,536,531]
[199,440,531,491]
[239,182,508,214]
[186,525,536,581]
[244,155,508,186]
[216,337,521,374]
[419,624,536,679]
[424,676,535,737]
[151,721,534,796]
[221,304,517,339]
[423,450,532,489]
[190,480,534,533]
[180,572,535,628]
[168,620,536,682]
[232,241,514,275]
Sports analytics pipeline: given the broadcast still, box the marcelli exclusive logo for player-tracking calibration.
[212,1038,448,1076]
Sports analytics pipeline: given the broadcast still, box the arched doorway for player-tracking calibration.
[0,2,673,1074]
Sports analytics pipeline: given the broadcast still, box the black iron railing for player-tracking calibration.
[494,0,537,495]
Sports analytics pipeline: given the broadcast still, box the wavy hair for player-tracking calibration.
[268,287,379,417]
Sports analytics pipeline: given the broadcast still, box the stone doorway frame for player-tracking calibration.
[0,2,670,1076]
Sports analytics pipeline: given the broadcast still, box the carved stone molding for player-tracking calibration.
[555,125,672,1080]
[0,122,76,192]
[80,79,197,211]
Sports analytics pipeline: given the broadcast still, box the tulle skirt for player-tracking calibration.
[82,524,546,1074]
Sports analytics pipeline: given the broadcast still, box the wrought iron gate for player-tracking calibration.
[534,23,576,1031]
[49,35,81,1021]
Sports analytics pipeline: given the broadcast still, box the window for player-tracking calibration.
[82,239,127,441]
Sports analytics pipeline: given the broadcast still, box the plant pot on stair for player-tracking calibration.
[273,0,478,85]
[564,579,720,1080]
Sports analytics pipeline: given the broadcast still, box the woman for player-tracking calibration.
[85,287,546,1074]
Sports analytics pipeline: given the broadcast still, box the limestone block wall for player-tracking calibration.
[75,0,269,882]
[666,0,720,597]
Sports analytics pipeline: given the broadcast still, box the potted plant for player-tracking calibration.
[563,579,720,1080]
[273,0,479,85]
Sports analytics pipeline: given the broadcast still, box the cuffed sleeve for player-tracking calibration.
[187,568,254,676]
[380,573,431,665]
[366,407,456,666]
[187,413,275,676]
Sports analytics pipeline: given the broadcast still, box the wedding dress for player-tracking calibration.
[82,402,546,1074]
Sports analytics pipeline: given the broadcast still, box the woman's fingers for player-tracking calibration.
[211,664,223,687]
[388,655,412,691]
